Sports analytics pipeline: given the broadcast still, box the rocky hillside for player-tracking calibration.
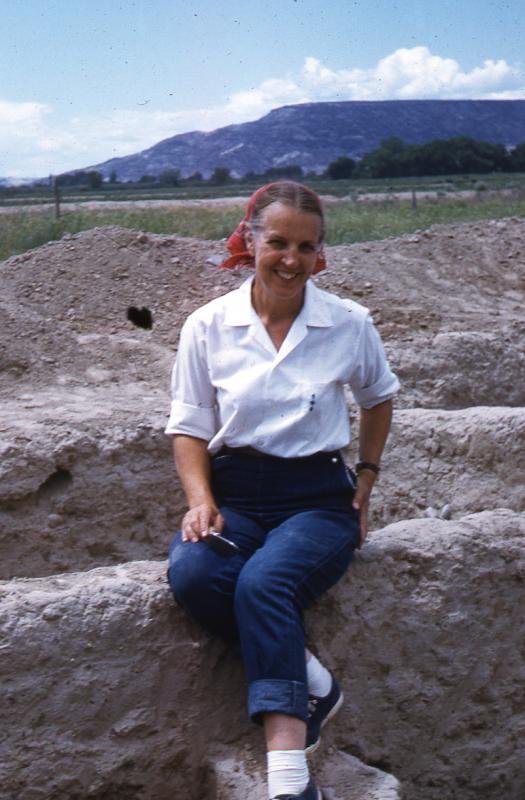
[82,99,525,180]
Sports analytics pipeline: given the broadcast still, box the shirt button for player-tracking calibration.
[331,457,338,463]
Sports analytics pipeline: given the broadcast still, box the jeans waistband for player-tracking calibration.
[217,446,341,462]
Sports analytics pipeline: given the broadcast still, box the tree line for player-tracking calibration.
[54,164,307,188]
[55,135,525,188]
[327,136,525,180]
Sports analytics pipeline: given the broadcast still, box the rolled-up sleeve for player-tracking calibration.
[165,315,217,439]
[348,314,400,408]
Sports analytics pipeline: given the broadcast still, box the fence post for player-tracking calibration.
[53,177,61,219]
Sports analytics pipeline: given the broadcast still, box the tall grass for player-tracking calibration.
[0,206,243,262]
[326,195,525,244]
[1,194,524,262]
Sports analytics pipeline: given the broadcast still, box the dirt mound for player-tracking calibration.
[0,227,235,393]
[1,218,523,401]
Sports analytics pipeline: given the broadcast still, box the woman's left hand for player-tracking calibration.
[352,470,377,545]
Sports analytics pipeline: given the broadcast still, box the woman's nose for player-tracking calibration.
[283,246,299,266]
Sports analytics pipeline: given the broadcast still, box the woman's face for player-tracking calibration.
[246,202,322,305]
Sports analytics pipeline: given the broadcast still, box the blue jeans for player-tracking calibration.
[167,451,360,723]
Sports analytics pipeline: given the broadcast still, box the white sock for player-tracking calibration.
[306,653,332,698]
[267,749,309,799]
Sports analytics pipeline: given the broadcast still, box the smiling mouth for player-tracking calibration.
[275,270,298,280]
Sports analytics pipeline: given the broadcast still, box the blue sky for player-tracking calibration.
[1,0,524,178]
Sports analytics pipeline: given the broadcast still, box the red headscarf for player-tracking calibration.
[218,182,327,273]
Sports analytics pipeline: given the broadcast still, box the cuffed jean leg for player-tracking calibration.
[234,508,360,723]
[167,508,266,642]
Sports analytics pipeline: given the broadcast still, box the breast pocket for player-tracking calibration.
[295,379,349,444]
[300,380,337,426]
[266,379,331,433]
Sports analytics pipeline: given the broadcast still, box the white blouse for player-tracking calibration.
[165,277,399,457]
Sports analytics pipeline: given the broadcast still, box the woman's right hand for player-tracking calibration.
[181,503,225,543]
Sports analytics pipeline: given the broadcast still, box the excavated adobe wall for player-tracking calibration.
[355,405,525,529]
[1,510,523,800]
[391,331,525,409]
[1,405,523,580]
[0,414,181,580]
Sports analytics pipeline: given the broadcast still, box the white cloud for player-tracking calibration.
[0,100,81,176]
[0,100,50,128]
[225,78,309,117]
[1,47,524,178]
[295,48,524,101]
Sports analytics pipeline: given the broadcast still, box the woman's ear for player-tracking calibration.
[244,226,256,256]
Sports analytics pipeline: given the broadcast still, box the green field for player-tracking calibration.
[1,174,524,263]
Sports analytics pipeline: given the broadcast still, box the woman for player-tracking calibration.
[166,181,399,800]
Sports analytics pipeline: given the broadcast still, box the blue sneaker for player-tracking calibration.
[305,673,344,754]
[273,778,323,799]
